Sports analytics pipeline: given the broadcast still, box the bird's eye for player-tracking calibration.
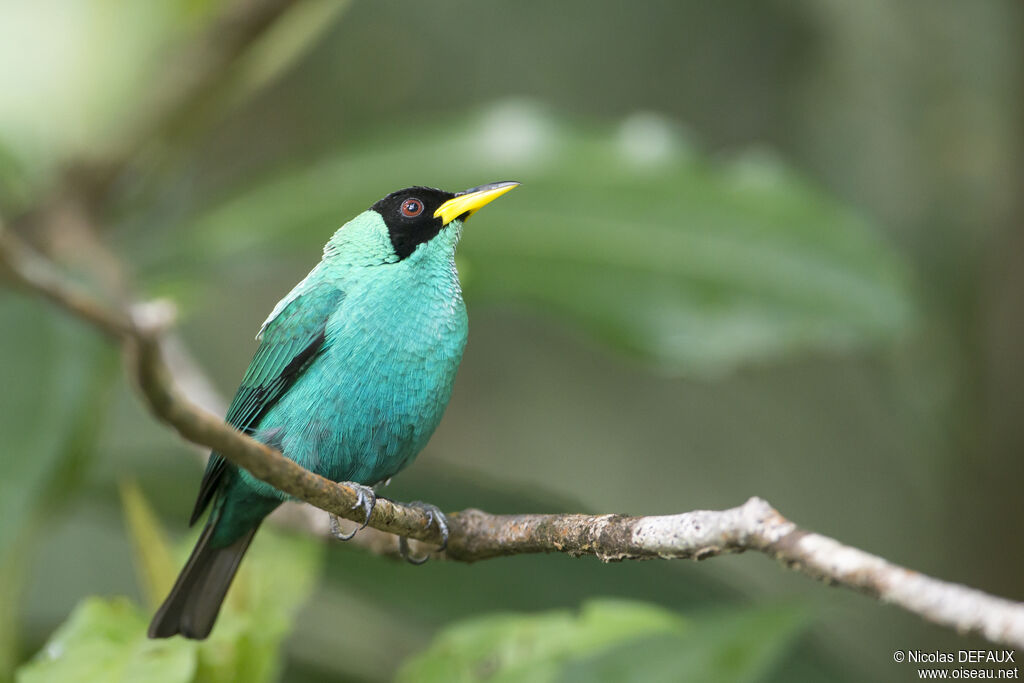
[401,198,424,218]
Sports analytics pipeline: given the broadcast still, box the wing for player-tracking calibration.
[189,282,345,525]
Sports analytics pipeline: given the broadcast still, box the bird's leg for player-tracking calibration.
[397,501,449,565]
[328,482,377,542]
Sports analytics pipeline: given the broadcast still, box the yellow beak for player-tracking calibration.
[434,181,520,226]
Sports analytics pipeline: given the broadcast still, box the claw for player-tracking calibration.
[329,513,358,541]
[397,501,449,565]
[328,482,377,542]
[352,484,377,531]
[398,535,430,565]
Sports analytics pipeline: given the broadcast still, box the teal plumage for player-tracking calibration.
[150,182,517,640]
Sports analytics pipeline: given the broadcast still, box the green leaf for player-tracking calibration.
[397,599,685,683]
[173,101,916,374]
[19,489,324,683]
[398,600,808,683]
[15,597,197,683]
[127,489,325,682]
[119,481,178,611]
[199,528,325,683]
[560,604,809,683]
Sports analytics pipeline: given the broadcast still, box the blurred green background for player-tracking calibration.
[1,1,1022,681]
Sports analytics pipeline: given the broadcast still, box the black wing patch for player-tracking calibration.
[189,284,344,525]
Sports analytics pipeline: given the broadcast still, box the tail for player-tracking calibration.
[148,521,259,640]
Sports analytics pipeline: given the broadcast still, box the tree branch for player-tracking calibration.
[0,227,131,339]
[1,221,1023,650]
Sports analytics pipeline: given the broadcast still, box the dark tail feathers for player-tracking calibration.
[148,522,258,640]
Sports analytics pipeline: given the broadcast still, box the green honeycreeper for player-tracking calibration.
[149,181,519,639]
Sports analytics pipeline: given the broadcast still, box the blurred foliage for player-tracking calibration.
[0,0,346,212]
[15,598,196,683]
[0,298,117,678]
[16,485,322,683]
[121,483,179,612]
[173,102,915,374]
[398,599,807,683]
[2,0,1022,682]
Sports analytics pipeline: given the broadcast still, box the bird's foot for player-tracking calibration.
[397,501,449,566]
[328,482,377,541]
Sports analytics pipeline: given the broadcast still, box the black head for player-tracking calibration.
[371,186,456,260]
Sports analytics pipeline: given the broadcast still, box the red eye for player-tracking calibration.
[401,198,424,218]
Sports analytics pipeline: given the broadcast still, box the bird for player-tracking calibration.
[148,181,519,640]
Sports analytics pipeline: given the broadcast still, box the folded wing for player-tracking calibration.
[189,282,346,525]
